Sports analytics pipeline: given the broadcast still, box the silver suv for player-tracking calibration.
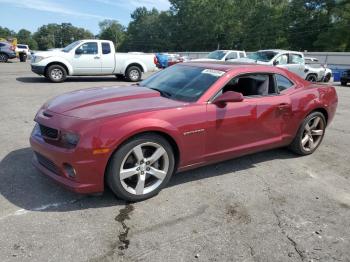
[0,42,17,62]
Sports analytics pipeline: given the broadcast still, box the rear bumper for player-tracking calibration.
[30,135,105,194]
[8,52,17,59]
[31,65,46,75]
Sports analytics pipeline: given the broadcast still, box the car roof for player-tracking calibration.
[259,49,303,55]
[183,61,276,72]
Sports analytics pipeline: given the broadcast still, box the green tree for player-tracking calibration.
[17,29,38,49]
[98,20,125,50]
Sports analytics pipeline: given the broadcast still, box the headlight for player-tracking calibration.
[61,132,80,148]
[31,123,41,137]
[33,56,45,63]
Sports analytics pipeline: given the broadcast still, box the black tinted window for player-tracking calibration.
[77,42,98,55]
[0,43,5,47]
[226,52,237,60]
[276,74,293,91]
[102,42,111,54]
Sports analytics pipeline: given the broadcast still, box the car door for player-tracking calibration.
[100,42,115,74]
[287,53,305,78]
[224,51,238,61]
[205,73,291,161]
[71,42,101,75]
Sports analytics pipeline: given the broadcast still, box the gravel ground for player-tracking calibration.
[0,60,350,262]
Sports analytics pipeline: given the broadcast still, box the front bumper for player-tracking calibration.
[30,132,105,194]
[31,65,46,75]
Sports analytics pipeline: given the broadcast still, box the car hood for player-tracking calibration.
[33,50,68,58]
[43,86,186,119]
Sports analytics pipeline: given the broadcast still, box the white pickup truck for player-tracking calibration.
[192,50,247,62]
[31,40,157,83]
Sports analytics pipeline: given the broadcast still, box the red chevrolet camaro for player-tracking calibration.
[30,62,338,201]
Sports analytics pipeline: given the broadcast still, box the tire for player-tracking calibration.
[341,81,347,86]
[125,66,142,82]
[106,134,175,201]
[323,73,331,83]
[306,74,317,82]
[46,64,67,83]
[0,53,9,63]
[289,111,326,155]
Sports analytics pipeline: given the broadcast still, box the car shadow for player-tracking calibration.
[0,147,298,214]
[16,76,133,83]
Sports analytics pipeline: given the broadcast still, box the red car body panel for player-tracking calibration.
[30,63,338,194]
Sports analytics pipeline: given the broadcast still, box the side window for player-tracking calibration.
[239,52,245,58]
[220,74,276,97]
[289,54,304,64]
[275,54,288,65]
[0,43,5,47]
[102,42,111,54]
[76,42,98,55]
[225,52,238,60]
[275,74,294,92]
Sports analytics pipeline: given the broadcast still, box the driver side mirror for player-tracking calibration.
[213,91,243,106]
[75,48,83,55]
[273,60,279,66]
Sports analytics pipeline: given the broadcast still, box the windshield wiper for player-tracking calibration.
[149,88,172,98]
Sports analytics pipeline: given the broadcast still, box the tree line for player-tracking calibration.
[1,0,349,52]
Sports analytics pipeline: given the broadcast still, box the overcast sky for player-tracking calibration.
[0,0,170,34]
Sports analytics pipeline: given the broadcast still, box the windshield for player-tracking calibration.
[62,41,82,52]
[206,50,228,60]
[139,64,224,102]
[247,51,278,62]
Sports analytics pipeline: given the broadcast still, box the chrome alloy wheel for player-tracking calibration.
[129,69,140,81]
[50,68,63,80]
[119,142,169,195]
[301,116,325,152]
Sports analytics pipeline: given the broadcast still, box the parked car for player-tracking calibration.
[304,57,332,82]
[234,49,324,82]
[0,41,17,62]
[30,62,338,201]
[340,70,350,86]
[31,40,158,82]
[16,44,31,56]
[192,50,246,62]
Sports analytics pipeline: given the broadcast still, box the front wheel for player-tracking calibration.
[323,74,331,82]
[46,64,67,83]
[107,134,175,201]
[0,53,9,63]
[126,66,142,82]
[289,112,326,155]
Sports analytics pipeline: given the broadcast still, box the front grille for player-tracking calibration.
[35,152,60,175]
[39,124,59,140]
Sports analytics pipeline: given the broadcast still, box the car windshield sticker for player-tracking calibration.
[202,69,225,77]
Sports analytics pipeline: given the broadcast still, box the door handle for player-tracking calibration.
[94,56,100,59]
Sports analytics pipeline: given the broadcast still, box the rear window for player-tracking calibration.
[102,42,111,54]
[276,74,294,92]
[17,45,28,49]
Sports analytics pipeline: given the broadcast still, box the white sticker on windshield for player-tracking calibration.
[202,69,225,77]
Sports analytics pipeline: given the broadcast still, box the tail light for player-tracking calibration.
[154,56,158,65]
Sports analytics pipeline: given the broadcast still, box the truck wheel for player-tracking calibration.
[306,74,317,82]
[126,66,142,82]
[47,64,67,83]
[341,81,347,86]
[0,53,9,63]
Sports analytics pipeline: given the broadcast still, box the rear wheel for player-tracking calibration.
[289,111,326,155]
[0,53,9,63]
[126,66,142,82]
[46,64,67,83]
[107,134,175,201]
